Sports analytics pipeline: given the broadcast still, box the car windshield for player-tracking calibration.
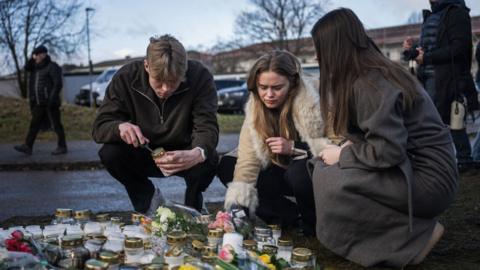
[95,69,117,83]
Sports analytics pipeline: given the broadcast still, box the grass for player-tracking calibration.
[0,96,243,143]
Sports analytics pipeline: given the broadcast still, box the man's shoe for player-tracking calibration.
[146,188,166,217]
[14,144,32,155]
[51,146,67,155]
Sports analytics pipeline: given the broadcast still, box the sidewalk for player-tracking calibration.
[1,120,479,171]
[0,133,239,170]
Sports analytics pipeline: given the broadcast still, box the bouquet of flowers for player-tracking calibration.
[4,231,35,254]
[151,206,206,237]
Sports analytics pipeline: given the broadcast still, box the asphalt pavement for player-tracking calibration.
[0,134,239,221]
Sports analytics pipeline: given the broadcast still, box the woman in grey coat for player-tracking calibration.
[309,9,458,267]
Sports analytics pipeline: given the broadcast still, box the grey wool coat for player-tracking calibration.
[311,71,458,267]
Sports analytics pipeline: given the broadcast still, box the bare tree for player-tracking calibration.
[0,0,84,98]
[235,0,329,54]
[407,11,423,25]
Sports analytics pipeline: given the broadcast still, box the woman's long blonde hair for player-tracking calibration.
[247,50,302,166]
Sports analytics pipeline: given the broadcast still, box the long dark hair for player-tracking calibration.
[247,50,301,166]
[310,8,419,135]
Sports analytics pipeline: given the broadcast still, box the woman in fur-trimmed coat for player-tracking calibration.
[219,50,331,232]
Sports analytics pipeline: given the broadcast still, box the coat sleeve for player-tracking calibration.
[49,63,63,99]
[339,84,408,170]
[232,120,262,184]
[92,75,131,143]
[423,7,471,65]
[190,70,219,160]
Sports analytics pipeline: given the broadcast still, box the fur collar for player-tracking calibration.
[243,75,330,167]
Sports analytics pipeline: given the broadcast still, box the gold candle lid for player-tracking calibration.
[110,216,122,224]
[192,239,205,252]
[243,239,257,250]
[55,208,73,218]
[74,209,91,220]
[167,231,187,245]
[277,237,293,246]
[151,147,166,158]
[86,234,107,243]
[85,259,109,270]
[99,250,120,264]
[207,228,223,238]
[201,253,217,263]
[202,244,217,254]
[292,247,313,262]
[61,235,83,247]
[143,263,168,270]
[195,214,212,224]
[96,213,109,222]
[267,224,281,231]
[261,244,278,255]
[124,237,143,249]
[143,239,152,249]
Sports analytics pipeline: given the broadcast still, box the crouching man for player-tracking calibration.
[92,35,219,214]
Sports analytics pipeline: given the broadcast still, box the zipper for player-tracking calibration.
[132,86,190,125]
[159,99,166,124]
[132,88,164,123]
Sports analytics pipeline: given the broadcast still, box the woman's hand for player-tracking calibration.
[319,145,342,165]
[265,137,293,155]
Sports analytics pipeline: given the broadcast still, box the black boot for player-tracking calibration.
[51,146,67,155]
[14,144,32,155]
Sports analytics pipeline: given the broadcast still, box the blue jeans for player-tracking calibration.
[473,130,480,161]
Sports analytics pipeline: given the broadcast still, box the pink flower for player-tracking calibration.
[218,244,235,263]
[11,230,24,240]
[18,243,32,253]
[208,211,232,231]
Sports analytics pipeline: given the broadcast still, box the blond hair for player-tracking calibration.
[146,35,187,81]
[247,50,301,167]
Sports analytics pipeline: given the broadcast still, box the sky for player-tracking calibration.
[79,0,480,65]
[10,0,480,67]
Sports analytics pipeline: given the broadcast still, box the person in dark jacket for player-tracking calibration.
[92,35,219,214]
[14,45,67,155]
[475,40,480,89]
[473,41,480,162]
[402,0,479,173]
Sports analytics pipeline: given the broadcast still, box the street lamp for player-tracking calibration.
[85,7,95,108]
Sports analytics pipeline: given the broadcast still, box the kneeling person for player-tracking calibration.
[92,35,219,214]
[220,51,331,232]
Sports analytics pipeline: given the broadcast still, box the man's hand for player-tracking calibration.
[154,149,203,176]
[319,145,342,165]
[118,122,148,147]
[265,137,293,155]
[415,47,424,65]
[403,37,413,50]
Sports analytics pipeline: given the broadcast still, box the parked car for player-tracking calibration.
[217,82,249,114]
[74,66,119,106]
[214,79,245,91]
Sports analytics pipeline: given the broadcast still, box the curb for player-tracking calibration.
[0,151,231,171]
